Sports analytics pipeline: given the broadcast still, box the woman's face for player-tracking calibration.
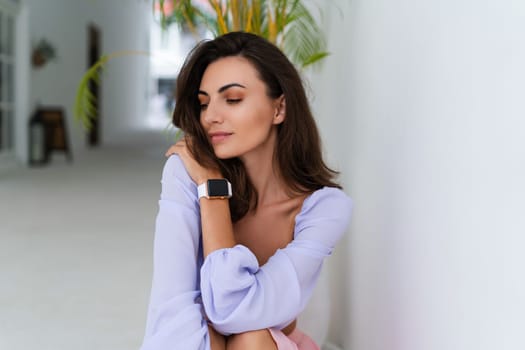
[198,56,285,161]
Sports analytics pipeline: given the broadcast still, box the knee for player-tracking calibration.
[227,329,277,350]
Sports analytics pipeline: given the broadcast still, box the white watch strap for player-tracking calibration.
[197,182,207,199]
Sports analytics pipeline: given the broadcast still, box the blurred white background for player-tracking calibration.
[1,0,523,349]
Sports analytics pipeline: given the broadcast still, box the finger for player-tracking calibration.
[175,138,188,147]
[165,136,193,157]
[165,145,180,157]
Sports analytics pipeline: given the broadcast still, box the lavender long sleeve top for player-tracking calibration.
[140,155,352,350]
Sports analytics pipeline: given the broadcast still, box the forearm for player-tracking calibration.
[141,156,210,350]
[199,197,236,257]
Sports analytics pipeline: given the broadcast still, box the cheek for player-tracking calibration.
[199,114,209,132]
[238,117,275,149]
[241,103,275,127]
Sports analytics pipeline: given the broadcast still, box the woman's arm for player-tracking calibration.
[140,155,211,350]
[198,196,236,257]
[165,139,236,258]
[165,141,352,336]
[200,187,353,335]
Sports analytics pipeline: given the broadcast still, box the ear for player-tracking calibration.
[273,95,286,125]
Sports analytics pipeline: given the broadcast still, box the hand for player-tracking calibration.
[165,138,222,184]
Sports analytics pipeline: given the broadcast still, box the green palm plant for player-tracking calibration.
[75,0,329,130]
[157,0,329,66]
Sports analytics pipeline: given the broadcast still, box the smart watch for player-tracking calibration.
[198,179,232,199]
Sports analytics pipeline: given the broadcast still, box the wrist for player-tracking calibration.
[196,172,222,185]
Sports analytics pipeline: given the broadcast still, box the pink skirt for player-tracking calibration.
[268,328,320,350]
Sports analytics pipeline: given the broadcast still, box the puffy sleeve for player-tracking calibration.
[140,155,210,350]
[200,187,353,335]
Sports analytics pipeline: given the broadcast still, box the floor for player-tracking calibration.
[0,129,172,350]
[0,128,342,350]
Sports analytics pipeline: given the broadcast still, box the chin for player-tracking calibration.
[213,147,241,160]
[215,152,240,160]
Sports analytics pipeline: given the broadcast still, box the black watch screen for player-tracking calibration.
[207,179,230,197]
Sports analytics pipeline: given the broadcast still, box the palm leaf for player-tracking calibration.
[280,1,328,68]
[156,0,201,37]
[208,0,229,35]
[301,51,330,68]
[74,51,148,130]
[74,55,109,130]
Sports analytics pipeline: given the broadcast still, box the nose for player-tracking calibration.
[201,101,224,125]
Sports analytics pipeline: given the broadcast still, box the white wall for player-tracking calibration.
[313,0,523,349]
[15,0,150,162]
[96,1,151,143]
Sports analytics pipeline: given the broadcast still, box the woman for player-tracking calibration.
[140,32,352,350]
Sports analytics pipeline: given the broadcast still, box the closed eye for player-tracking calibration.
[227,99,242,104]
[200,103,208,110]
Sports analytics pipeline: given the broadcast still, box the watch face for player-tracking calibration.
[208,179,230,197]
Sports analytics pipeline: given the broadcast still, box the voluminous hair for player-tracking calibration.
[173,31,341,222]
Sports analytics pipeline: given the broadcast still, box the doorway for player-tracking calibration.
[87,24,101,147]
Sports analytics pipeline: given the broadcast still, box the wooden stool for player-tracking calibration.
[28,107,72,165]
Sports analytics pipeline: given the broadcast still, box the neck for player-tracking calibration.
[244,156,284,206]
[240,133,288,207]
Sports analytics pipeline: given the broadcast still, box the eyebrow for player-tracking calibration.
[198,83,246,96]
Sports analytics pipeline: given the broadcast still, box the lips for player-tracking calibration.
[209,131,233,144]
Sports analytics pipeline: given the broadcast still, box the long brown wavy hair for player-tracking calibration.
[173,31,341,222]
